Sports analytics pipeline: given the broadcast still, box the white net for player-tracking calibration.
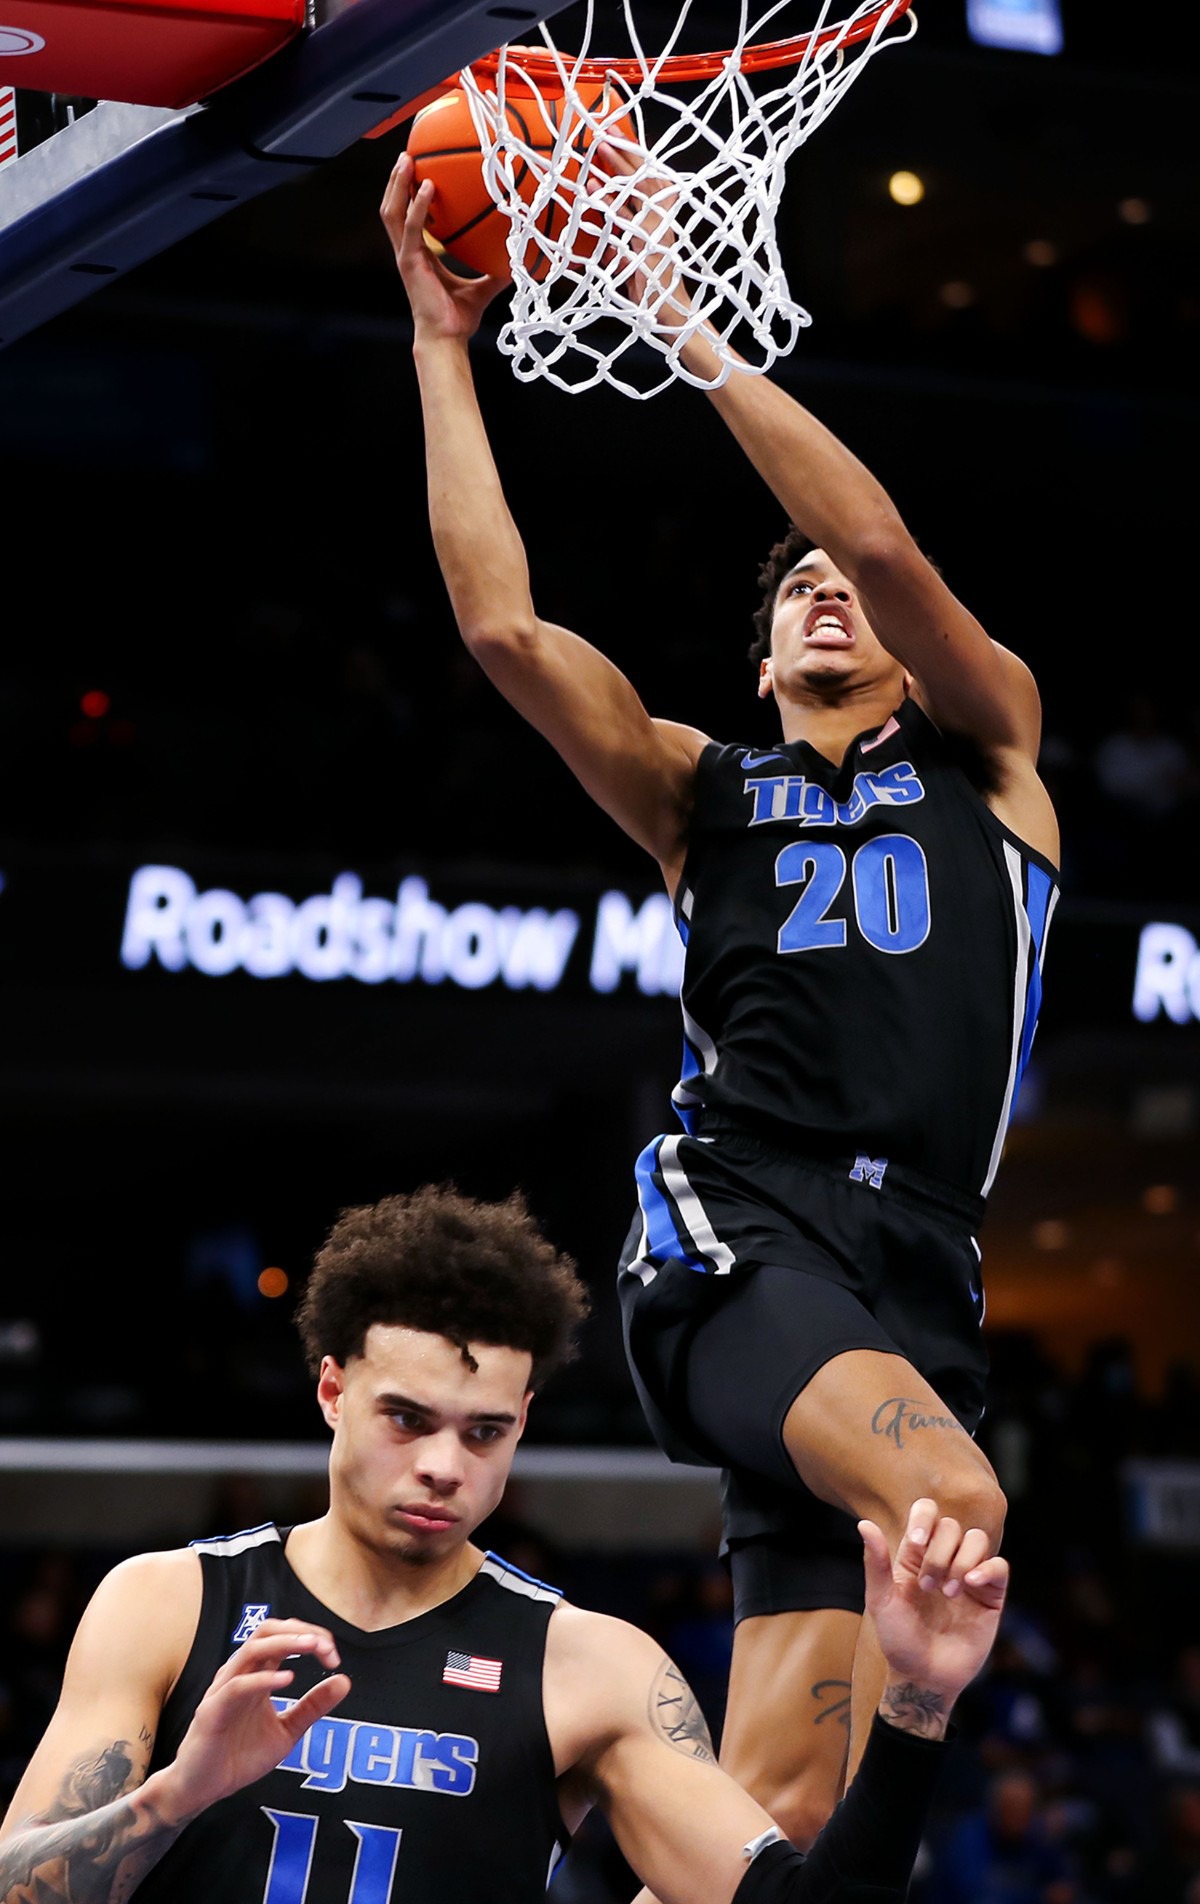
[459,0,917,399]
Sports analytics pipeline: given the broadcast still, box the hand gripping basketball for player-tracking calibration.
[381,154,513,340]
[406,76,636,283]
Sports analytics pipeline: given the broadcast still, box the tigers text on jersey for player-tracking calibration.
[136,1525,569,1904]
[671,700,1059,1202]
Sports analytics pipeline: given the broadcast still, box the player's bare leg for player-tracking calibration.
[626,1603,857,1904]
[778,1345,1005,1782]
[719,1605,858,1847]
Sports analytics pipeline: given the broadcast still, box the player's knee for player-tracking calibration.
[935,1468,1007,1552]
[874,1457,1006,1554]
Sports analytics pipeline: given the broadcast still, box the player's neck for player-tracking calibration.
[284,1517,485,1629]
[777,686,901,767]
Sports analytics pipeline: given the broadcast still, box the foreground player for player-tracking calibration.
[382,143,1060,1855]
[0,1184,1005,1904]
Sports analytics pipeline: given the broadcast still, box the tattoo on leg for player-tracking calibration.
[649,1658,715,1761]
[811,1680,852,1728]
[871,1398,965,1450]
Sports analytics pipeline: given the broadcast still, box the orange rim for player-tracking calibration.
[471,0,913,85]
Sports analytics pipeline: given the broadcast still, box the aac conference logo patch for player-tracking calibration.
[0,25,45,52]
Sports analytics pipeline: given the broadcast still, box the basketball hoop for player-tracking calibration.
[455,0,917,399]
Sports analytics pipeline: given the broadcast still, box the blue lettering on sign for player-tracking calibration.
[744,762,925,827]
[273,1702,478,1797]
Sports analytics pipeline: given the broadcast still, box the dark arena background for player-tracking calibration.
[1,1,1199,1896]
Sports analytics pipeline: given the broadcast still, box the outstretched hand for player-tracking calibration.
[587,136,694,333]
[158,1619,351,1823]
[860,1500,1008,1716]
[380,150,511,343]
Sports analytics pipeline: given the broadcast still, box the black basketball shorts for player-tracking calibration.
[616,1116,990,1620]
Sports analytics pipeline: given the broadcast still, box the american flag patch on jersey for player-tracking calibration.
[443,1650,503,1692]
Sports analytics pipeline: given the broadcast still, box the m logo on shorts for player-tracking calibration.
[849,1154,888,1189]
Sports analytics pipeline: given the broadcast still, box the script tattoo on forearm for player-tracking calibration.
[871,1398,967,1450]
[811,1679,852,1728]
[0,1736,181,1904]
[879,1681,948,1740]
[649,1659,715,1761]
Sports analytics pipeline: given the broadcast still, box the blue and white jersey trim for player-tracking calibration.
[981,843,1059,1196]
[190,1523,282,1557]
[480,1553,562,1604]
[670,1002,719,1133]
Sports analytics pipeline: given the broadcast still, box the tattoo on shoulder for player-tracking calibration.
[649,1658,715,1762]
[811,1679,851,1728]
[879,1682,947,1736]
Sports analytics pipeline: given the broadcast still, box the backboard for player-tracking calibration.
[0,0,574,348]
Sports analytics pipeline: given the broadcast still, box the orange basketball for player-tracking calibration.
[407,79,634,282]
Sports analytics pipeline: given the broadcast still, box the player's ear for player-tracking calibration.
[901,670,916,698]
[757,657,775,701]
[317,1355,347,1429]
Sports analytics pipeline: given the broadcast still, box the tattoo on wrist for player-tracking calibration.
[880,1682,948,1738]
[811,1679,851,1729]
[649,1658,715,1761]
[871,1398,966,1450]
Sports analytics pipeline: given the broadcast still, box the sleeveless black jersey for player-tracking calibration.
[669,699,1059,1201]
[137,1525,569,1904]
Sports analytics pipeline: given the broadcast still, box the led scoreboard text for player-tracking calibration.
[119,863,686,998]
[1132,923,1200,1026]
[0,857,1193,1030]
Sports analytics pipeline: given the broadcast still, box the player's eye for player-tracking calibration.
[470,1424,504,1445]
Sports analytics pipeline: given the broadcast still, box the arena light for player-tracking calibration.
[966,0,1062,55]
[887,169,924,206]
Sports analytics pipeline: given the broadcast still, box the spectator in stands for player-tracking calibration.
[924,1764,1079,1903]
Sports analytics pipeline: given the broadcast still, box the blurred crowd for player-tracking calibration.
[1,1328,1198,1901]
[4,567,1199,908]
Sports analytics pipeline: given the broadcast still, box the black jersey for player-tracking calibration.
[137,1525,569,1904]
[669,699,1059,1201]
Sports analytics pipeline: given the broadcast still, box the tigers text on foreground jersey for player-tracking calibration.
[136,1525,569,1904]
[670,699,1059,1202]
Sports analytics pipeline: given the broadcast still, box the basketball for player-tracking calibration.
[406,79,633,282]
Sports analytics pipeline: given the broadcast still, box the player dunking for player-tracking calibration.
[0,1182,1009,1904]
[382,141,1059,1857]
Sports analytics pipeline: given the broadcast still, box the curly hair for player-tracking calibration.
[294,1182,590,1391]
[748,522,944,667]
[749,522,816,666]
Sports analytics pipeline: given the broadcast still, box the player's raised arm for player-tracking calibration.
[0,1553,348,1904]
[697,360,1044,758]
[590,139,1041,769]
[550,1504,1008,1904]
[379,152,707,886]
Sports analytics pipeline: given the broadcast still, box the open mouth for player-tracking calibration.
[803,610,854,647]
